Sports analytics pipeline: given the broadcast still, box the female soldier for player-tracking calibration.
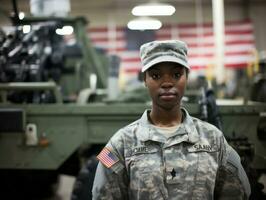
[92,40,250,200]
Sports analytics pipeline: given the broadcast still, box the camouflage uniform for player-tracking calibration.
[92,108,251,200]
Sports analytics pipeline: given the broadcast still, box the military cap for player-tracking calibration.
[140,40,190,72]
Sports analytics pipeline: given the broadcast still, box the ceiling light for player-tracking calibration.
[55,26,73,35]
[19,12,25,20]
[22,25,31,34]
[132,3,176,16]
[127,17,162,30]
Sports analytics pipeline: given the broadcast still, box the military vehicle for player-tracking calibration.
[0,7,266,200]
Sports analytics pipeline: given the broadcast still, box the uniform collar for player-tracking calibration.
[181,108,199,143]
[138,108,199,144]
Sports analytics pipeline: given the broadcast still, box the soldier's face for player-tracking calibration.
[144,62,187,110]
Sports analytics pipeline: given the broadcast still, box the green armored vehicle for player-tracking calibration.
[0,15,266,200]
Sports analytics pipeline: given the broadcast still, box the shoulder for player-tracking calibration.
[182,108,223,140]
[191,116,223,139]
[107,118,143,155]
[110,118,142,143]
[185,116,227,156]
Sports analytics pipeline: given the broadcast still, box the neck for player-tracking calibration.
[149,106,183,127]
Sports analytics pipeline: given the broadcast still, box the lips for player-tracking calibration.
[159,91,177,100]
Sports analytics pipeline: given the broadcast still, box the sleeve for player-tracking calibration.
[92,133,129,200]
[214,136,251,200]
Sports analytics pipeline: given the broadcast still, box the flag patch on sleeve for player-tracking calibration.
[97,147,119,168]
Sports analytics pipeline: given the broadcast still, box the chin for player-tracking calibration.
[160,103,179,110]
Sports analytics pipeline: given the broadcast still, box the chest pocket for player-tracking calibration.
[126,145,160,175]
[125,146,167,200]
[187,144,219,183]
[186,144,219,199]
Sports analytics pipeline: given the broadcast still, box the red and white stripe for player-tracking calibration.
[97,147,119,168]
[88,20,256,76]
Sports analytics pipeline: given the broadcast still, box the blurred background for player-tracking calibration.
[0,1,266,200]
[1,0,266,98]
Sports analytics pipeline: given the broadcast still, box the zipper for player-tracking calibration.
[160,143,166,183]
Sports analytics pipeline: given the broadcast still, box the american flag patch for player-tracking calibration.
[97,147,119,168]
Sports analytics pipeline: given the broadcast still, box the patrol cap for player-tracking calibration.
[140,40,190,72]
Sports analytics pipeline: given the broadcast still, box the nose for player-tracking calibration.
[161,75,174,88]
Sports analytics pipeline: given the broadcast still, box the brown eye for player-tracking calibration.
[148,70,161,80]
[151,73,160,80]
[174,72,182,79]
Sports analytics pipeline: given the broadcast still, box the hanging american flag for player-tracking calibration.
[97,147,119,168]
[88,20,256,87]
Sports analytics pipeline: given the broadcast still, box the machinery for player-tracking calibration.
[0,11,266,200]
[0,14,111,198]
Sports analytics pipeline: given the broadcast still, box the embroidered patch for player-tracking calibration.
[131,146,148,155]
[97,147,119,168]
[193,144,213,151]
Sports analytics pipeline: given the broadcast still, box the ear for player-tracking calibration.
[144,82,147,87]
[143,72,147,87]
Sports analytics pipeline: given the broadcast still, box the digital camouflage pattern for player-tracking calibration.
[92,108,250,200]
[140,40,190,72]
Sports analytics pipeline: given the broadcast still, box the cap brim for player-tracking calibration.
[141,56,190,72]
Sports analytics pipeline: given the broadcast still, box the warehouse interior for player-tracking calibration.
[1,0,266,98]
[0,0,266,200]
